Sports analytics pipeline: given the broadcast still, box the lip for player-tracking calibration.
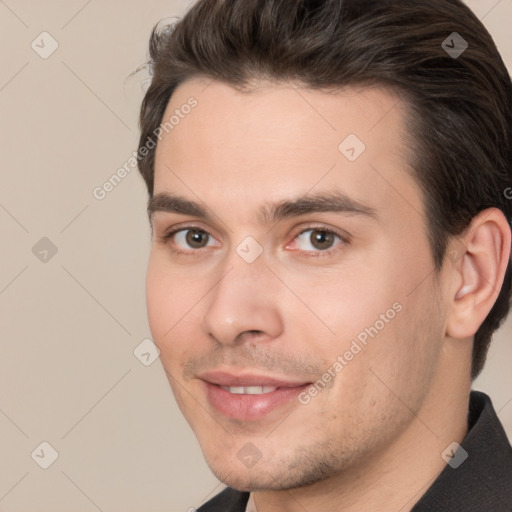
[198,369,311,421]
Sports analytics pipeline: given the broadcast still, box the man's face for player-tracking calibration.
[146,78,450,491]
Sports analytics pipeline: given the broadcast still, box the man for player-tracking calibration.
[136,0,512,510]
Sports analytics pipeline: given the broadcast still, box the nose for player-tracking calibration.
[201,257,284,346]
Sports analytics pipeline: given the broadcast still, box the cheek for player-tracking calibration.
[146,255,193,329]
[145,256,191,352]
[281,264,398,344]
[282,253,429,383]
[145,258,170,341]
[145,254,208,368]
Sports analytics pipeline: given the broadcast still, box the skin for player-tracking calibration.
[145,78,510,511]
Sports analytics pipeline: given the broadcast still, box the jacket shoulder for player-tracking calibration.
[197,487,250,512]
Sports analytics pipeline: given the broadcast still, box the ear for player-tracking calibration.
[446,208,511,339]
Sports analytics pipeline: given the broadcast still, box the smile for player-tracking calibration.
[221,385,278,394]
[196,369,312,420]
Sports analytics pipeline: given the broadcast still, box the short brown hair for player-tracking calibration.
[137,0,512,379]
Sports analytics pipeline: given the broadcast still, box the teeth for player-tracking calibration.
[221,386,278,394]
[227,386,245,394]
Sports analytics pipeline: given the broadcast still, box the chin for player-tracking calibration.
[203,447,344,493]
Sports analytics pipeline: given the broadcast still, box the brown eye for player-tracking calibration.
[310,230,335,250]
[291,228,343,253]
[185,229,210,248]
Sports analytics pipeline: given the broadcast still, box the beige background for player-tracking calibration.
[0,0,511,510]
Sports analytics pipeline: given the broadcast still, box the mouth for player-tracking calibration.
[220,385,279,394]
[198,370,312,421]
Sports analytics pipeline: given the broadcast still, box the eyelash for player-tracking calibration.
[159,225,214,256]
[159,224,350,257]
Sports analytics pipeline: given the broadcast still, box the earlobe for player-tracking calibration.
[446,208,511,340]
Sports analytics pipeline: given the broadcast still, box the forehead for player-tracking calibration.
[153,78,422,225]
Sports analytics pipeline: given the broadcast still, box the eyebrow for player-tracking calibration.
[147,191,378,225]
